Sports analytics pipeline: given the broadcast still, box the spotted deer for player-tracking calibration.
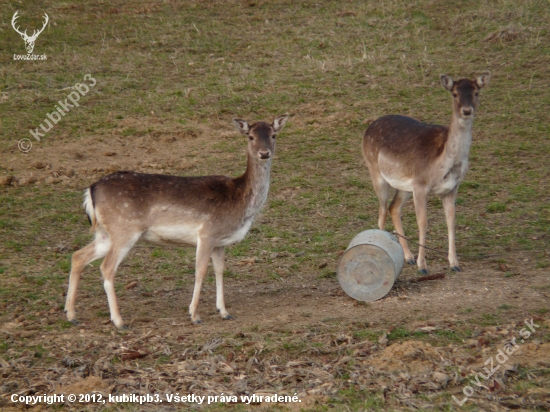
[362,73,490,274]
[65,115,288,328]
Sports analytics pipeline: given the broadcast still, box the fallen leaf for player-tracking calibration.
[120,351,148,361]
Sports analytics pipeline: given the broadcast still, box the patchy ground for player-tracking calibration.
[1,0,550,410]
[1,208,549,411]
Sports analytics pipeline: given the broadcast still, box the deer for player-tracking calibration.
[64,115,288,329]
[362,73,490,274]
[11,11,49,54]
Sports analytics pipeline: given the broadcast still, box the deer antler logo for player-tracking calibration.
[11,11,49,54]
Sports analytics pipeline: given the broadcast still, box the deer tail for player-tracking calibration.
[83,187,97,233]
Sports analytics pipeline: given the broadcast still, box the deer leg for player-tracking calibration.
[442,189,460,272]
[389,190,415,265]
[189,238,213,325]
[367,167,390,230]
[211,246,233,320]
[100,234,139,329]
[65,232,111,324]
[372,175,390,230]
[412,188,429,274]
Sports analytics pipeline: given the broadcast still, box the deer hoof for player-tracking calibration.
[222,314,235,320]
[112,320,128,330]
[418,268,428,275]
[192,319,203,325]
[451,266,461,272]
[406,259,416,265]
[69,319,79,326]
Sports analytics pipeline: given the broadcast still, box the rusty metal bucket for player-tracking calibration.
[337,230,404,302]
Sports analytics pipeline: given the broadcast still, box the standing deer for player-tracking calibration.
[362,73,490,274]
[65,115,288,328]
[11,11,49,54]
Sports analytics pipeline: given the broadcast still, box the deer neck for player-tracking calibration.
[241,155,272,219]
[445,112,474,164]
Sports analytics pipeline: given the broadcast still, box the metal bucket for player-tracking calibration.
[337,230,404,302]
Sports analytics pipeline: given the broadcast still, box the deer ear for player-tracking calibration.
[440,74,454,91]
[232,118,249,135]
[273,115,288,133]
[476,72,491,89]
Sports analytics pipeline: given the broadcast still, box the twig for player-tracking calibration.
[408,273,445,283]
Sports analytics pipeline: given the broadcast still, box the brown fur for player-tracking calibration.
[364,115,448,177]
[91,173,248,221]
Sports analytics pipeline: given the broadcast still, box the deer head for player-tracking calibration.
[12,11,49,54]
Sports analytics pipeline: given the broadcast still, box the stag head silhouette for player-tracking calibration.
[11,11,49,54]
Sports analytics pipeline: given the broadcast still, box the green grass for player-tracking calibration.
[486,202,507,213]
[476,313,500,326]
[331,388,385,410]
[352,329,380,342]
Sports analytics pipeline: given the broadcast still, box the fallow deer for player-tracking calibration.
[362,73,490,274]
[65,115,288,328]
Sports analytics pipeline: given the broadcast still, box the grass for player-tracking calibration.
[0,0,549,410]
[476,313,500,326]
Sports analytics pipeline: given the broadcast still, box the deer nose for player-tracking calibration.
[461,107,473,116]
[259,150,271,159]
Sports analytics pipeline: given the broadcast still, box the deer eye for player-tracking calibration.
[475,92,479,96]
[248,136,254,141]
[453,93,458,97]
[272,134,276,139]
